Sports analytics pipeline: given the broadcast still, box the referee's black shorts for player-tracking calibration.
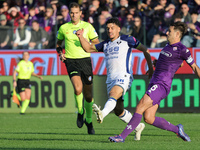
[16,79,31,93]
[64,57,93,85]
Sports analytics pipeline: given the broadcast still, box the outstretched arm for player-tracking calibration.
[190,62,200,78]
[32,72,43,80]
[136,43,153,78]
[76,28,98,53]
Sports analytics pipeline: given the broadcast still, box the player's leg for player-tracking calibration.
[20,88,31,114]
[83,84,95,134]
[64,58,85,128]
[71,76,84,128]
[93,85,123,123]
[78,57,95,133]
[114,97,145,141]
[144,104,190,141]
[109,94,152,142]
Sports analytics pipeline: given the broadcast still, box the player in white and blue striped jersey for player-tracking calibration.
[76,18,153,140]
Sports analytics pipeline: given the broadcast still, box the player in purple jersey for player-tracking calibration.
[109,21,200,143]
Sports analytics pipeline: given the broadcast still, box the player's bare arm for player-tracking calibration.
[76,28,98,53]
[136,43,153,78]
[56,40,66,62]
[190,62,200,78]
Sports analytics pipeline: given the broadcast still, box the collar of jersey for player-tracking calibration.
[69,20,82,26]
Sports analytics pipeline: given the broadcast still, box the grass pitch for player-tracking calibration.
[0,113,199,150]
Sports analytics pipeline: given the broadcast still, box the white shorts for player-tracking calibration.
[106,74,134,96]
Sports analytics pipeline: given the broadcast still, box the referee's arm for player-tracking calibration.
[76,29,99,53]
[56,39,66,62]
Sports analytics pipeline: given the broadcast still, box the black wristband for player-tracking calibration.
[56,47,62,54]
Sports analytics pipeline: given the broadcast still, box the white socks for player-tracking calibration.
[102,97,117,118]
[119,109,141,131]
[119,109,132,123]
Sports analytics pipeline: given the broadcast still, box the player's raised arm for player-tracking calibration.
[76,28,98,53]
[190,62,200,78]
[136,43,153,78]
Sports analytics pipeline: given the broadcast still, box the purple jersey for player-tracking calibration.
[150,42,194,89]
[146,42,194,105]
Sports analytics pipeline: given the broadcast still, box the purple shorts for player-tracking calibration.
[145,83,170,105]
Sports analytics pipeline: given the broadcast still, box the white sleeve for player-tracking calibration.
[14,29,20,43]
[18,28,31,45]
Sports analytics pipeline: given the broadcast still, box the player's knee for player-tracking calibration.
[74,87,82,95]
[84,94,93,102]
[114,107,123,116]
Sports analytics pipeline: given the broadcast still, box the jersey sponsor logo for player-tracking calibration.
[173,47,177,51]
[160,50,172,57]
[117,79,124,84]
[186,55,193,64]
[104,46,119,56]
[148,84,158,93]
[70,71,78,75]
[66,32,69,34]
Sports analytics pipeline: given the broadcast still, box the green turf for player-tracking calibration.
[0,113,199,150]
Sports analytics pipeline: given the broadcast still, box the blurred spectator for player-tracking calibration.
[13,18,31,49]
[1,1,10,14]
[85,5,98,25]
[164,3,176,26]
[0,14,12,49]
[94,14,108,42]
[105,0,119,14]
[39,6,56,35]
[180,3,192,24]
[138,0,153,30]
[187,0,200,14]
[57,5,70,29]
[101,6,112,20]
[182,11,200,47]
[29,20,49,49]
[92,0,102,15]
[26,7,38,26]
[147,17,167,48]
[120,13,134,35]
[15,0,29,20]
[5,6,24,31]
[115,6,129,26]
[150,0,168,20]
[131,16,145,42]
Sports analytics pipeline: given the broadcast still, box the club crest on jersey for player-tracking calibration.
[73,30,77,34]
[173,47,177,51]
[117,41,121,45]
[88,76,92,81]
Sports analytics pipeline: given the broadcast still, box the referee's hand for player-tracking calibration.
[60,53,66,62]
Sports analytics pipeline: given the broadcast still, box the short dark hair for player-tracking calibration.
[69,2,81,11]
[32,20,39,24]
[170,21,188,38]
[106,18,121,27]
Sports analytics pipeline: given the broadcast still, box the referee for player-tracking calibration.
[56,2,99,134]
[13,51,43,114]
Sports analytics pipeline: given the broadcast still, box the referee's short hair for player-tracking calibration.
[69,2,81,11]
[106,18,121,27]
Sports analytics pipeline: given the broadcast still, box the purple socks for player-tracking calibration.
[120,113,142,139]
[152,117,178,133]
